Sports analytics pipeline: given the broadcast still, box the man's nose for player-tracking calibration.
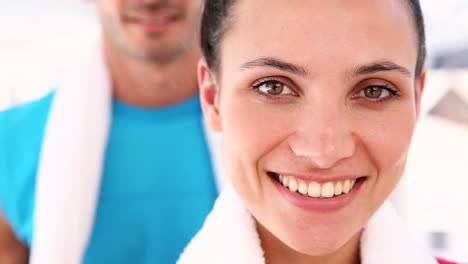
[287,104,356,169]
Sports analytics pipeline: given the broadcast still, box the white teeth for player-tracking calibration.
[343,180,351,194]
[288,178,298,192]
[334,181,343,196]
[275,174,359,198]
[321,182,335,198]
[298,180,308,195]
[308,182,321,198]
[283,176,290,187]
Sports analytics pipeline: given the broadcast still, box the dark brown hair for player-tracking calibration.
[201,0,426,78]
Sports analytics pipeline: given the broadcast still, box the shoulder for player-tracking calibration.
[0,91,55,127]
[437,258,459,264]
[0,91,56,242]
[0,91,55,148]
[0,91,55,160]
[0,90,55,175]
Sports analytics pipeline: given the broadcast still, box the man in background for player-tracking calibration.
[0,0,220,263]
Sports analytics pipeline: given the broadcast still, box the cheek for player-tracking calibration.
[101,0,119,18]
[220,95,300,165]
[99,3,122,34]
[375,113,414,168]
[357,104,417,194]
[187,0,203,18]
[218,95,295,197]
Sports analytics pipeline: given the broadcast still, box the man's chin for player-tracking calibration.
[119,42,187,63]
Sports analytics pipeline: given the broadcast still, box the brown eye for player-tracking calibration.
[364,86,384,98]
[255,80,293,96]
[356,86,391,99]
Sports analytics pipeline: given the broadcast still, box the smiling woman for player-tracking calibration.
[177,0,456,264]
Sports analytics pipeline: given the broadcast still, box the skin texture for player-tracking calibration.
[0,215,28,264]
[199,0,426,263]
[96,0,203,107]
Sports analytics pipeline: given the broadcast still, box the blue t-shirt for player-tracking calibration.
[0,91,218,263]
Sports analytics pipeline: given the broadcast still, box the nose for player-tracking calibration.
[287,103,356,169]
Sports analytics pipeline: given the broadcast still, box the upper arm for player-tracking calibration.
[0,214,29,264]
[0,93,53,246]
[0,92,54,263]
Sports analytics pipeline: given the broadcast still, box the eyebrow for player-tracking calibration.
[240,57,308,77]
[353,61,411,77]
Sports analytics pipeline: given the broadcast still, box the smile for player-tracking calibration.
[132,15,179,24]
[270,172,363,199]
[124,10,181,34]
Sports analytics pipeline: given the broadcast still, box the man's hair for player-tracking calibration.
[201,0,426,78]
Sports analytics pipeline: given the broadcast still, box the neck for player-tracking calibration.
[258,223,361,264]
[103,40,201,108]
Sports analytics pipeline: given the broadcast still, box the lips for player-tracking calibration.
[123,7,182,33]
[127,13,179,24]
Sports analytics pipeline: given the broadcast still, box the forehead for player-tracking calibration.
[221,0,418,78]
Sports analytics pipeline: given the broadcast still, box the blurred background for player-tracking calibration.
[0,0,467,262]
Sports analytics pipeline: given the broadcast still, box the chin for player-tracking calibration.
[287,236,347,256]
[278,221,361,257]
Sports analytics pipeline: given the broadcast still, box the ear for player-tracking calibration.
[198,58,222,132]
[415,67,427,119]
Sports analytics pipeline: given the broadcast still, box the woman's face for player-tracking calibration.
[200,0,425,258]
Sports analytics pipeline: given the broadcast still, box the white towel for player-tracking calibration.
[30,40,112,264]
[178,186,438,264]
